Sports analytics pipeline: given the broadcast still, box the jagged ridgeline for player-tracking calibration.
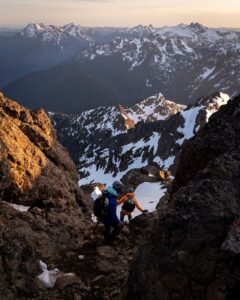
[51,91,230,185]
[2,23,240,112]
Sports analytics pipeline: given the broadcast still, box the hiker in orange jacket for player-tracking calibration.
[118,187,148,222]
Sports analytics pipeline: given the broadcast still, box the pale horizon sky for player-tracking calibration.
[0,0,240,29]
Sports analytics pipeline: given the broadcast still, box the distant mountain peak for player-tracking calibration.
[19,22,95,44]
[20,22,46,38]
[28,22,45,28]
[132,24,154,31]
[188,22,207,32]
[125,93,186,123]
[132,24,145,30]
[155,22,221,40]
[189,22,206,28]
[63,22,77,28]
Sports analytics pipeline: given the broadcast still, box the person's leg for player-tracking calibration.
[109,222,123,243]
[128,214,132,222]
[104,224,111,242]
[120,210,125,222]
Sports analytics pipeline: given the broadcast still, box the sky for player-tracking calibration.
[0,0,240,28]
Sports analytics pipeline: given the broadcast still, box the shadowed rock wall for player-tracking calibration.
[125,95,240,300]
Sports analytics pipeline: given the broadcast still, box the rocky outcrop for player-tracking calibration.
[0,92,88,209]
[120,164,166,191]
[0,93,91,299]
[125,95,240,299]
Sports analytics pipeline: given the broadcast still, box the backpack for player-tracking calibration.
[93,192,109,218]
[122,198,135,212]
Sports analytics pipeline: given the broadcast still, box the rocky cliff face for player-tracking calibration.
[0,92,92,299]
[0,92,87,209]
[125,94,240,299]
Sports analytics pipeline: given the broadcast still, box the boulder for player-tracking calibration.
[121,165,160,191]
[55,274,84,289]
[95,257,115,274]
[96,245,118,260]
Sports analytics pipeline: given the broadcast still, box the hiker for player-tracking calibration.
[93,181,124,244]
[118,187,148,222]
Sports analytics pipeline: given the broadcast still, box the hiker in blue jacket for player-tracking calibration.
[100,181,124,244]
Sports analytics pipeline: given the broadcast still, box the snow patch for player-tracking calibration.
[7,203,30,212]
[91,186,102,201]
[37,261,60,289]
[176,106,203,145]
[205,92,230,122]
[153,155,175,170]
[199,67,215,80]
[80,131,161,185]
[146,79,152,88]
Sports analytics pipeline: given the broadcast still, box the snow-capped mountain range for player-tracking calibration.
[20,22,239,47]
[51,91,230,185]
[0,22,127,88]
[0,22,105,88]
[77,22,240,103]
[0,22,155,89]
[4,22,239,111]
[19,23,157,43]
[81,22,240,64]
[19,22,97,46]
